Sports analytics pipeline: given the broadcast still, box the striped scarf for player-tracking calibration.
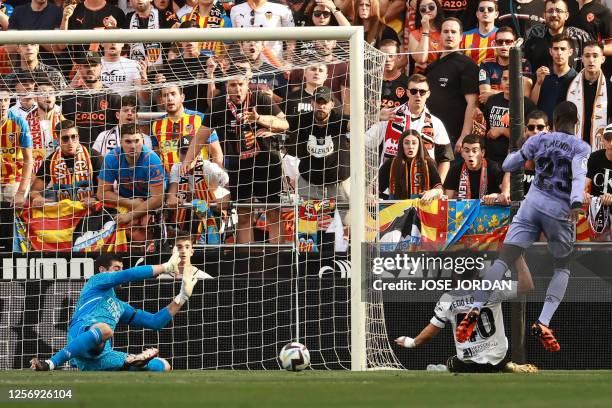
[389,157,430,199]
[458,159,488,199]
[175,157,216,227]
[382,104,410,161]
[49,145,94,201]
[566,70,608,151]
[26,108,61,174]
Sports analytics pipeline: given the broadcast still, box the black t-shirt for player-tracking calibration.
[572,1,612,44]
[286,111,350,185]
[8,3,62,30]
[524,25,592,71]
[425,52,479,146]
[379,158,441,199]
[443,160,504,197]
[498,0,545,38]
[207,92,282,171]
[68,3,126,30]
[381,73,409,110]
[587,149,612,196]
[439,0,478,32]
[62,90,118,150]
[36,150,100,200]
[484,93,535,166]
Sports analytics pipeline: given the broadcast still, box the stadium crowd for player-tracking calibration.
[0,0,610,252]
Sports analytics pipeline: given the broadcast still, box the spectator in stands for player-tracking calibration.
[379,39,409,112]
[26,77,64,175]
[101,39,149,100]
[285,63,328,118]
[9,74,37,120]
[520,110,550,194]
[498,0,545,38]
[230,0,295,61]
[460,0,499,66]
[586,123,612,208]
[1,43,66,90]
[97,123,166,249]
[7,0,64,67]
[561,41,611,151]
[63,51,116,150]
[152,85,222,174]
[206,67,289,244]
[483,68,536,166]
[125,0,179,66]
[0,1,12,31]
[443,133,509,204]
[0,84,33,253]
[523,0,592,71]
[530,34,577,123]
[239,40,287,104]
[166,136,229,243]
[30,119,99,207]
[286,85,350,203]
[68,0,126,30]
[407,0,444,73]
[425,17,480,153]
[312,40,350,115]
[307,0,350,27]
[573,0,611,50]
[366,73,453,180]
[439,0,478,30]
[353,0,400,47]
[479,26,533,105]
[180,0,231,58]
[92,95,153,160]
[378,129,443,201]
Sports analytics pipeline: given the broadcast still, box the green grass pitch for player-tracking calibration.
[1,370,612,407]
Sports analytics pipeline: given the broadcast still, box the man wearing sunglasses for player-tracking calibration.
[460,0,499,66]
[30,119,99,208]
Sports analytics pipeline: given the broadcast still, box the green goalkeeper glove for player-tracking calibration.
[174,267,199,305]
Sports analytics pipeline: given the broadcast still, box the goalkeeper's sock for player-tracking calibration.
[50,327,103,368]
[472,259,509,307]
[537,267,570,327]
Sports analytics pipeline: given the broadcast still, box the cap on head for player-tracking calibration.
[75,51,102,66]
[312,86,333,103]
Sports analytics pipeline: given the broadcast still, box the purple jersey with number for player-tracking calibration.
[503,132,591,220]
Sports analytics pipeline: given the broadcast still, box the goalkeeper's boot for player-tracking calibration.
[125,348,159,368]
[531,322,560,352]
[504,362,539,373]
[30,358,51,371]
[455,308,480,343]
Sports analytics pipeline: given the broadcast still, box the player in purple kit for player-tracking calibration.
[456,102,591,352]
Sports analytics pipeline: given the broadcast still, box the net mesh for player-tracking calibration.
[0,33,402,370]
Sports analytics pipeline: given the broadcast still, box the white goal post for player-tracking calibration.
[0,26,398,371]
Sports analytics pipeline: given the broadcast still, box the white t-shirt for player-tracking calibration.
[100,57,141,95]
[169,160,230,201]
[9,101,37,119]
[92,125,153,156]
[430,285,516,365]
[366,107,451,166]
[230,1,294,59]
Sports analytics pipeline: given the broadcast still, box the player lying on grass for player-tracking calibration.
[395,260,538,373]
[30,249,197,372]
[455,101,591,352]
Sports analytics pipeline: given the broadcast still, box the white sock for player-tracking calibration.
[46,360,55,370]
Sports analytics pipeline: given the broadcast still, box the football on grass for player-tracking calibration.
[279,342,310,371]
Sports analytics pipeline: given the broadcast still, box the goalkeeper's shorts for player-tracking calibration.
[446,355,507,373]
[68,321,129,371]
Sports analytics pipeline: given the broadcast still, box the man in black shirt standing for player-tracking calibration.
[206,69,289,244]
[286,86,350,202]
[379,39,409,114]
[426,17,480,153]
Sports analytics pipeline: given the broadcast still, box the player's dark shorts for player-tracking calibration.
[446,355,507,373]
[228,152,282,203]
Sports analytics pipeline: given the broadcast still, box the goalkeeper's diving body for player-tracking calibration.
[455,101,591,352]
[30,249,197,371]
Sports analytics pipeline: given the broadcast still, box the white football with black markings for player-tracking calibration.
[279,342,310,371]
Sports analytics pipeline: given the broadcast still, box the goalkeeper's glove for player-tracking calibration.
[394,336,416,348]
[174,267,199,305]
[163,247,181,275]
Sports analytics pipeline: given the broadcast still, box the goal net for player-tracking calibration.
[0,27,401,370]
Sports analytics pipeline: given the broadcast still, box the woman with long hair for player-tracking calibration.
[305,0,351,27]
[379,129,443,201]
[352,0,400,47]
[406,0,445,72]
